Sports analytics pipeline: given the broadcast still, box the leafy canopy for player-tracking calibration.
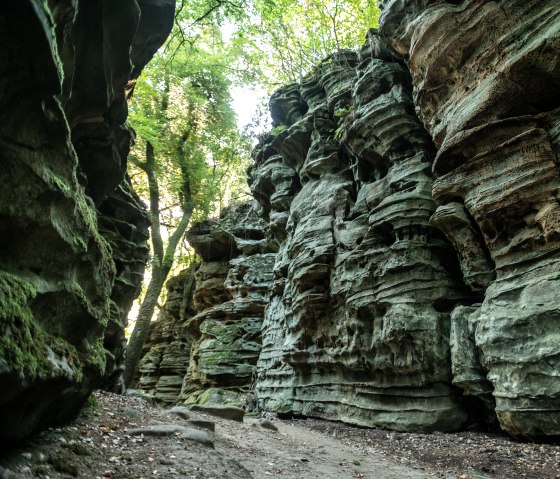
[129,32,252,231]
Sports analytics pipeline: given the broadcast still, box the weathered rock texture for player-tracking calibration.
[180,203,275,404]
[137,268,197,405]
[250,33,474,432]
[0,0,173,446]
[136,203,275,407]
[380,0,560,439]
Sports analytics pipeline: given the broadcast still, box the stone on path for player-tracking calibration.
[169,406,190,420]
[253,419,278,432]
[126,424,214,447]
[187,419,216,432]
[188,404,245,422]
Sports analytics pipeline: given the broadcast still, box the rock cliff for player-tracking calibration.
[0,0,174,446]
[137,203,275,406]
[380,0,560,439]
[250,32,474,432]
[247,2,560,440]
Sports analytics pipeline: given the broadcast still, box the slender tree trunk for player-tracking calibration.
[122,266,168,387]
[123,140,194,387]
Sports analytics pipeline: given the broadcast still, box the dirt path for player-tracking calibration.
[1,391,559,479]
[218,417,427,478]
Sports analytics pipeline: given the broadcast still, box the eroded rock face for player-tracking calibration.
[98,180,151,393]
[138,269,196,405]
[180,203,276,404]
[250,33,473,432]
[380,0,560,439]
[0,0,173,445]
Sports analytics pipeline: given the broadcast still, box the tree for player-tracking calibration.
[243,0,381,84]
[123,30,252,387]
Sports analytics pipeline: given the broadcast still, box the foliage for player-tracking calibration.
[123,0,380,385]
[245,0,380,84]
[129,45,252,230]
[124,10,253,385]
[166,0,381,88]
[270,123,288,136]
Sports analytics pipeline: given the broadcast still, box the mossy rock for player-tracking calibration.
[183,388,244,408]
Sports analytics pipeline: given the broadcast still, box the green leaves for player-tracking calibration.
[248,0,380,84]
[126,0,380,265]
[129,27,251,227]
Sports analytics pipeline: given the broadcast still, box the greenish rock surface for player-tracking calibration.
[249,32,473,432]
[188,404,245,422]
[181,203,276,403]
[137,203,275,408]
[138,269,197,405]
[0,0,174,446]
[381,0,560,439]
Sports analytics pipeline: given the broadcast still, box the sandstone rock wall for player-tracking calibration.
[0,0,174,446]
[250,32,475,432]
[138,268,197,405]
[181,203,276,405]
[380,0,560,439]
[247,2,560,440]
[136,203,275,407]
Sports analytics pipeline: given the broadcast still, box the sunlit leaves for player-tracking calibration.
[248,0,380,84]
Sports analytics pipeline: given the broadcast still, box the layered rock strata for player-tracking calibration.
[138,269,196,405]
[98,180,150,393]
[250,33,475,432]
[180,204,275,404]
[380,0,560,439]
[0,0,173,446]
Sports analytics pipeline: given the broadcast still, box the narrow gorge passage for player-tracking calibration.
[2,0,560,478]
[1,390,559,479]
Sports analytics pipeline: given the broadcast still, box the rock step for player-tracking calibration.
[126,424,214,448]
[188,405,245,422]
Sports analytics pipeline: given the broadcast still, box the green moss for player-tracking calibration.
[201,320,241,343]
[41,0,64,84]
[270,124,288,136]
[185,387,242,406]
[65,441,92,456]
[334,105,352,121]
[43,168,72,196]
[80,336,107,376]
[199,345,239,368]
[0,271,83,381]
[84,395,99,412]
[0,272,41,378]
[33,465,50,476]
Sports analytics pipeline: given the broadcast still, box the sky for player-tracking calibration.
[230,85,271,138]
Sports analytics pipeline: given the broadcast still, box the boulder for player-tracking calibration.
[188,404,245,422]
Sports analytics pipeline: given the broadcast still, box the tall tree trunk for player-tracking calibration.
[123,140,194,387]
[122,266,168,387]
